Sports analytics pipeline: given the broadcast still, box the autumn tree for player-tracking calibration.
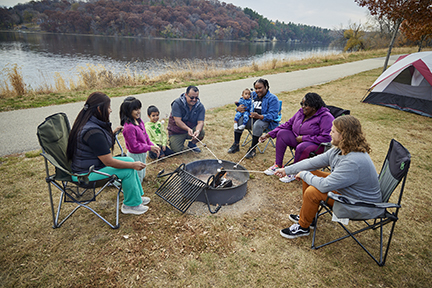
[400,5,432,52]
[355,0,432,71]
[344,23,366,52]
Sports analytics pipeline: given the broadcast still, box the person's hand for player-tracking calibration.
[151,145,161,158]
[162,145,166,151]
[236,105,246,113]
[187,128,194,137]
[296,136,303,143]
[113,125,123,135]
[274,168,286,178]
[295,172,303,181]
[259,133,269,143]
[132,161,146,171]
[193,129,200,138]
[250,112,262,120]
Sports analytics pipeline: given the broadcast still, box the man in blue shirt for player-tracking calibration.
[167,86,205,153]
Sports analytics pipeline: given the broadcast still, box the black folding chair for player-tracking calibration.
[37,112,123,229]
[311,139,411,266]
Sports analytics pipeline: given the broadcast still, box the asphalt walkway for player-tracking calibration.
[0,55,399,156]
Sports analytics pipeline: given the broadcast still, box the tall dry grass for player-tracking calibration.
[0,64,26,97]
[1,48,418,100]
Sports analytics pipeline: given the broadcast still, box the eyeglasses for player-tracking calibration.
[300,102,309,107]
[187,95,199,101]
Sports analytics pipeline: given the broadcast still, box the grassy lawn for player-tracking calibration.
[1,66,432,287]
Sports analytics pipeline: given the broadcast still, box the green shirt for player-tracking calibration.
[144,121,168,146]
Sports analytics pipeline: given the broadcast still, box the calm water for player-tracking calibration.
[0,31,342,88]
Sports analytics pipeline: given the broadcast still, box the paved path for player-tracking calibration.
[0,55,398,157]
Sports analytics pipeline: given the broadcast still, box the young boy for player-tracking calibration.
[145,105,175,159]
[234,88,253,130]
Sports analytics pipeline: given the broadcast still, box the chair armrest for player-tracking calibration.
[41,152,112,184]
[328,192,401,209]
[310,142,332,157]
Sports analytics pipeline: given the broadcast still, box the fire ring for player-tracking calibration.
[185,159,249,206]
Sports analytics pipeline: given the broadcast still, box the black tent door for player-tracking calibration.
[363,92,432,118]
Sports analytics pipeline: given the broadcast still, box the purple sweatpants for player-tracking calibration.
[274,130,324,167]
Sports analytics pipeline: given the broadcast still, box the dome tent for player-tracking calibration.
[362,51,432,117]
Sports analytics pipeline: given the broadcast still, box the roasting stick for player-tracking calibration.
[233,142,260,168]
[145,147,196,166]
[193,136,223,164]
[217,169,265,173]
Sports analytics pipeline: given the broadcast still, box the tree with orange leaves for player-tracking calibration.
[400,6,432,52]
[355,0,432,71]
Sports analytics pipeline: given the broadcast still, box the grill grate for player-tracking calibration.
[155,164,208,213]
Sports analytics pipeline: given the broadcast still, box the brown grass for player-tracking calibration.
[1,68,432,287]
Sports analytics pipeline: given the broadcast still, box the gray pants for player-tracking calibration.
[126,151,146,183]
[169,128,205,153]
[235,117,269,137]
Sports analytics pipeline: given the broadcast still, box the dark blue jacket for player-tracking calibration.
[252,90,280,130]
[71,116,113,174]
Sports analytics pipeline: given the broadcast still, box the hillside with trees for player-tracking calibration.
[0,0,334,42]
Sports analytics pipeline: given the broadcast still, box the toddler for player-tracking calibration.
[120,97,160,183]
[145,105,174,159]
[234,88,253,130]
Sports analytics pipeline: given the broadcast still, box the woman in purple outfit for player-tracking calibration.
[259,92,334,183]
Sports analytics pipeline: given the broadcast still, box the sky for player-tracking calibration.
[0,0,371,30]
[227,0,370,29]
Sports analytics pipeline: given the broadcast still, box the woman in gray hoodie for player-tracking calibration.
[275,115,381,239]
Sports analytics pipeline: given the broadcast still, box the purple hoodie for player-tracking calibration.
[123,120,154,154]
[268,106,334,144]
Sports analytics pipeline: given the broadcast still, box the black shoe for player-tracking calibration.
[227,143,239,153]
[245,148,256,159]
[280,224,310,239]
[289,214,316,229]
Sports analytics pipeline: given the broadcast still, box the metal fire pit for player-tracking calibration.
[185,159,249,206]
[155,160,249,214]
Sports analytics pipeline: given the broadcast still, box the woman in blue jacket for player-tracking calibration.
[227,78,280,159]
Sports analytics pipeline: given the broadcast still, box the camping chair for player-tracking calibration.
[311,139,411,266]
[242,100,283,154]
[284,105,350,166]
[37,112,123,229]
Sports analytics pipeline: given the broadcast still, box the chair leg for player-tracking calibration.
[284,148,295,167]
[47,179,121,229]
[257,137,276,154]
[311,203,397,266]
[241,130,252,147]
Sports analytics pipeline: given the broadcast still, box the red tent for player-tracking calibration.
[362,51,432,117]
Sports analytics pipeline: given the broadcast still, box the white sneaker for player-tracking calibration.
[264,164,280,176]
[234,123,238,130]
[121,204,149,215]
[279,175,295,183]
[238,124,246,130]
[141,196,151,205]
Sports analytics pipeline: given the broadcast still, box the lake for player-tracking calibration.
[0,31,343,88]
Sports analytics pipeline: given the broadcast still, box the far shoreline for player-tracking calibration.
[0,29,332,45]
